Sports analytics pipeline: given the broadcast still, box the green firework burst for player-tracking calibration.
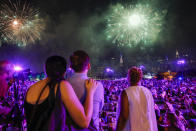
[106,3,167,47]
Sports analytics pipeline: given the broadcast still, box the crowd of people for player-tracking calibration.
[99,78,196,131]
[0,50,195,131]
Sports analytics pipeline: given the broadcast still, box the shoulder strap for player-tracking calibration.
[28,82,50,129]
[35,82,50,104]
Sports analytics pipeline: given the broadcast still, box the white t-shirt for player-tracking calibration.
[124,86,158,131]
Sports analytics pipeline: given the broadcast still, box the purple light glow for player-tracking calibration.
[178,77,183,80]
[177,60,185,65]
[106,68,111,72]
[67,68,72,71]
[139,65,145,69]
[106,68,114,73]
[14,66,23,71]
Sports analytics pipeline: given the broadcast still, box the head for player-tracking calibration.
[127,66,143,86]
[45,56,67,80]
[70,50,90,73]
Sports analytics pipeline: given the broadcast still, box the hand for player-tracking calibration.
[85,79,98,94]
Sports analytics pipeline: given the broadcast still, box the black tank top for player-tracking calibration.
[24,81,67,131]
[24,97,50,128]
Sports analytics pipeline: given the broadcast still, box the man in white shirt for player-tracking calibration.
[67,50,104,130]
[116,67,157,131]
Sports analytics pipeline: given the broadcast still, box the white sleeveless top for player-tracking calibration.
[124,86,158,131]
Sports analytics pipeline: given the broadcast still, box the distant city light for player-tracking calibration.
[67,68,72,71]
[178,77,183,80]
[139,65,145,69]
[106,68,114,73]
[177,60,185,65]
[143,75,153,79]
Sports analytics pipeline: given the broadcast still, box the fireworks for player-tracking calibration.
[105,4,167,47]
[0,0,45,46]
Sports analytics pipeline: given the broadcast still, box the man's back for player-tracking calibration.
[68,73,104,130]
[124,86,157,131]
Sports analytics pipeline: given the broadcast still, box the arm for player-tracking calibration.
[116,90,129,131]
[60,79,97,128]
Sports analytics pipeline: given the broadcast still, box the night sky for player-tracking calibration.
[0,0,195,72]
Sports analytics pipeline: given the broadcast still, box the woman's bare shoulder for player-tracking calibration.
[60,80,72,87]
[59,81,73,95]
[27,79,48,95]
[26,79,49,103]
[30,79,47,89]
